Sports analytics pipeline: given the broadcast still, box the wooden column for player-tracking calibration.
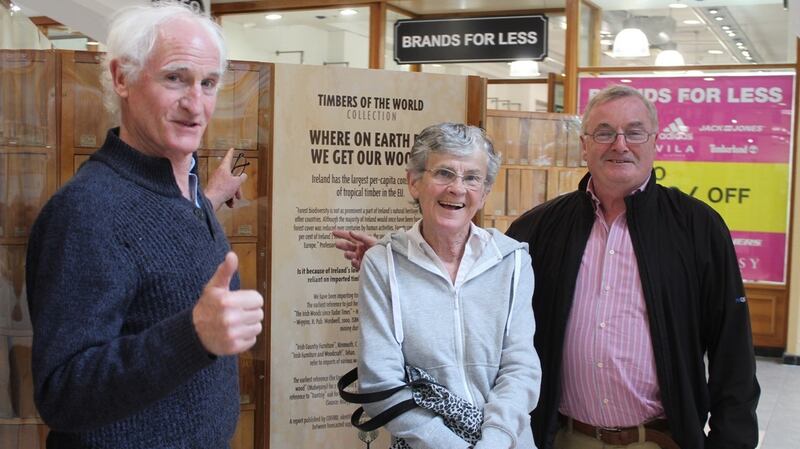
[563,0,580,114]
[369,2,386,69]
[785,37,800,362]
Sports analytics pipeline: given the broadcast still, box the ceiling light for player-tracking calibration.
[703,77,715,81]
[655,49,685,66]
[340,9,358,16]
[10,3,21,12]
[669,2,688,8]
[612,28,650,58]
[721,25,731,30]
[731,119,738,124]
[715,17,724,21]
[683,19,703,25]
[708,49,724,54]
[243,22,257,28]
[620,79,633,83]
[727,32,736,37]
[509,60,540,77]
[265,14,282,20]
[709,9,718,14]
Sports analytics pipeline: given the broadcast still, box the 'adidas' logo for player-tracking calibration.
[659,117,693,140]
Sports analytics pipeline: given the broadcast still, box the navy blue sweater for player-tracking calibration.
[26,129,240,448]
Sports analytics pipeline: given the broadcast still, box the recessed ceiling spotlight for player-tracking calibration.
[340,9,358,16]
[728,32,736,37]
[721,25,731,30]
[708,49,724,54]
[683,19,703,25]
[620,79,632,83]
[10,3,21,12]
[703,77,715,81]
[731,119,738,124]
[709,9,718,14]
[715,17,724,21]
[265,14,282,20]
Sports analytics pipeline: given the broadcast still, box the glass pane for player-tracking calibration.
[588,1,793,67]
[221,7,370,69]
[488,84,550,112]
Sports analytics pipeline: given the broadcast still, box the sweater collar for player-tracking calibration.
[91,128,185,198]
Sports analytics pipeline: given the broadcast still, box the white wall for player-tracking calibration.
[222,20,368,68]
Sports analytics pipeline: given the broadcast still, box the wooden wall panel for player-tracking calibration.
[204,71,237,150]
[746,285,788,348]
[235,70,259,150]
[72,62,111,149]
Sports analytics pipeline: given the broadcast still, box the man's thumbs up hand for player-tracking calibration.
[193,252,264,355]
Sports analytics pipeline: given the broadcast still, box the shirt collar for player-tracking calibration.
[586,174,651,209]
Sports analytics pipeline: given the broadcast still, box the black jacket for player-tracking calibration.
[507,171,759,449]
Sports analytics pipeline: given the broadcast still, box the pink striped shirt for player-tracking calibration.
[558,177,665,427]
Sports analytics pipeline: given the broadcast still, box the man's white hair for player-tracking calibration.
[100,2,227,118]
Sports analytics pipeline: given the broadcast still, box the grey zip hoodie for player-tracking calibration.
[358,225,541,449]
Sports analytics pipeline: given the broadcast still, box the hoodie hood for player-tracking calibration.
[372,221,530,345]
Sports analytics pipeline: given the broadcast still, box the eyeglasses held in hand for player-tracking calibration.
[231,152,250,177]
[426,167,485,190]
[584,130,656,144]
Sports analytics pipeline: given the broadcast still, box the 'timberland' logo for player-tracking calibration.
[659,117,693,140]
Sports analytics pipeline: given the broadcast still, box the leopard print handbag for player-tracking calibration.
[338,365,483,447]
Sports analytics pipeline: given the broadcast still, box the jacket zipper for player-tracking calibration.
[453,286,475,404]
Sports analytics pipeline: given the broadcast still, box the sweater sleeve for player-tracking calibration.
[357,248,471,449]
[25,193,215,432]
[474,249,541,449]
[702,211,760,449]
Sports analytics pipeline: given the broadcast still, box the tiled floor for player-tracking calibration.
[755,356,800,449]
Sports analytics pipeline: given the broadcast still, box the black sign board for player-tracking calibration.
[394,15,548,64]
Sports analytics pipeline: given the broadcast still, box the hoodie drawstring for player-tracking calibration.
[506,248,522,337]
[386,243,404,344]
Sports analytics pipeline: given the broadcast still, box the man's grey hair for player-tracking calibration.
[581,85,659,133]
[407,123,501,207]
[100,2,227,118]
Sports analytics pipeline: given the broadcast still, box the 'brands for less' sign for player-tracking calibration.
[394,15,548,64]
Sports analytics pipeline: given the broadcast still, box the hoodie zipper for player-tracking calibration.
[453,285,475,405]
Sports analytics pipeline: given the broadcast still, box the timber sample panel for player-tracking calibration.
[482,110,586,229]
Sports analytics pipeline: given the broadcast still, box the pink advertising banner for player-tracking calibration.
[579,75,793,163]
[578,75,795,283]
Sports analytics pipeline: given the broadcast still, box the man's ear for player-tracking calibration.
[110,59,130,99]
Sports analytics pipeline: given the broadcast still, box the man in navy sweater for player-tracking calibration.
[25,4,263,448]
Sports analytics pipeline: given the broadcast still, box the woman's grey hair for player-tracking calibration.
[407,123,500,208]
[581,84,659,133]
[408,122,500,184]
[100,2,227,118]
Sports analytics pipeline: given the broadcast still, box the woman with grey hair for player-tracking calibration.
[356,123,542,449]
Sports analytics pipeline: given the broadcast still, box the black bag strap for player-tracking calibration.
[337,367,438,431]
[350,400,418,431]
[338,367,409,404]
